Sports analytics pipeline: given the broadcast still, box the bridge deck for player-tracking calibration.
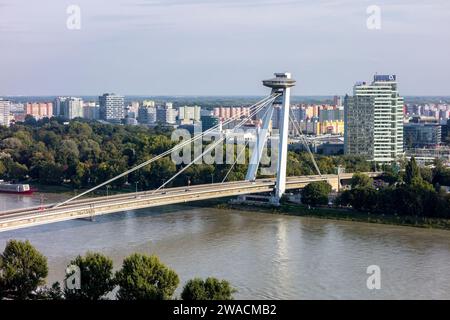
[0,173,380,232]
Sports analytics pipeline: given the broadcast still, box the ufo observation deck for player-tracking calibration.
[262,72,296,89]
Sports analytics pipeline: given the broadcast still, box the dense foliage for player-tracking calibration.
[0,240,48,299]
[181,277,236,300]
[337,158,450,218]
[301,181,332,206]
[115,253,180,300]
[64,252,115,300]
[0,240,236,300]
[0,118,373,191]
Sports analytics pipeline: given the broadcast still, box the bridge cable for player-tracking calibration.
[288,110,322,176]
[152,96,279,192]
[53,94,280,208]
[221,101,274,183]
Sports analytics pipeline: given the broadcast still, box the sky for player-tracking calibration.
[0,0,449,96]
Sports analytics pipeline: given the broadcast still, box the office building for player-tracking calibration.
[83,102,100,120]
[156,103,176,124]
[201,115,220,131]
[138,105,157,125]
[404,123,442,148]
[143,100,155,108]
[65,98,83,119]
[54,97,67,117]
[319,106,344,122]
[54,97,83,119]
[344,74,404,162]
[0,99,11,127]
[99,93,125,122]
[178,105,201,124]
[214,107,250,120]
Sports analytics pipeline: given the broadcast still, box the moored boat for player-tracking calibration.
[0,180,35,194]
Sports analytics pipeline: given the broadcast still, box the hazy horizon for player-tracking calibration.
[1,0,449,96]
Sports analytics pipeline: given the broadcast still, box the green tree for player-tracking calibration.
[5,160,28,180]
[0,159,6,177]
[0,240,48,299]
[64,252,115,300]
[405,157,421,185]
[301,181,332,206]
[350,173,373,189]
[349,186,378,211]
[37,162,65,185]
[115,253,179,300]
[181,277,236,300]
[35,282,64,300]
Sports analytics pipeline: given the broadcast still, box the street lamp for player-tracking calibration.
[135,181,139,195]
[211,173,214,184]
[106,185,110,198]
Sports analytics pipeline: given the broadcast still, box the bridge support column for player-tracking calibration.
[272,86,291,204]
[261,73,295,205]
[245,104,274,181]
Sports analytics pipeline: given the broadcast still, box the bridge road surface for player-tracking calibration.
[0,173,380,232]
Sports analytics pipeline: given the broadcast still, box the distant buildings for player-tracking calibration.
[214,107,250,120]
[333,95,342,107]
[138,105,157,125]
[178,105,201,124]
[142,100,155,108]
[201,115,220,131]
[294,120,344,135]
[24,102,53,119]
[54,97,83,119]
[83,102,100,120]
[405,102,450,122]
[344,75,404,162]
[156,102,176,124]
[99,93,125,122]
[403,116,445,148]
[318,106,344,122]
[404,123,442,148]
[0,99,11,127]
[65,98,83,119]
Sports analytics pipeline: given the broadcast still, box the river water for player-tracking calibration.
[1,192,450,300]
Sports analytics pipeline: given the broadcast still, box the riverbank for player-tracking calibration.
[197,200,450,231]
[23,187,450,231]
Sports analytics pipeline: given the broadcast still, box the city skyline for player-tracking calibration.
[1,0,450,96]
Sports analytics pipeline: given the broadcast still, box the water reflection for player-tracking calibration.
[0,193,450,299]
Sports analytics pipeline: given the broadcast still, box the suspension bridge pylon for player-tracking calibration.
[244,72,296,205]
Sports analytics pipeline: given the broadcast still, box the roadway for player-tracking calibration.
[0,173,380,232]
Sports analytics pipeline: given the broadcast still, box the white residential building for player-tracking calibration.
[344,74,404,162]
[0,99,11,127]
[99,93,125,122]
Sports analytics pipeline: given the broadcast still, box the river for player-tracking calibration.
[1,192,450,299]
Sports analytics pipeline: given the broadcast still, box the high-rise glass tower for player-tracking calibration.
[344,75,404,163]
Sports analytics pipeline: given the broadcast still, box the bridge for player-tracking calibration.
[0,72,383,232]
[0,173,381,232]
